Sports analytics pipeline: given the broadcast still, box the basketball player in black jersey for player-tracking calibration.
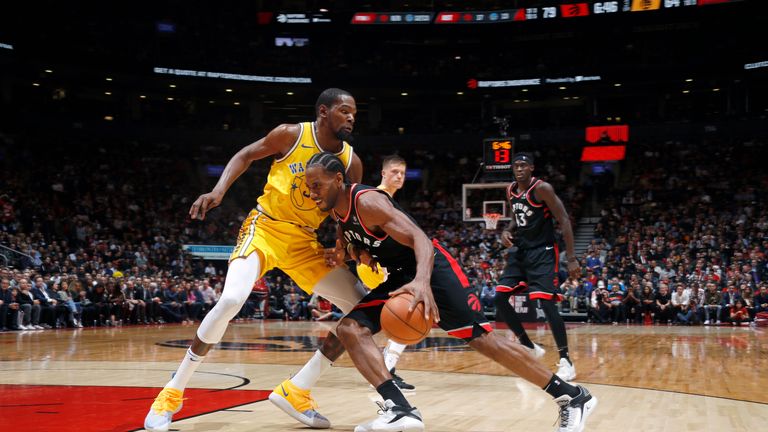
[305,152,597,432]
[495,153,580,381]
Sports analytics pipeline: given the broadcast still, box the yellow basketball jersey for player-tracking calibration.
[257,122,354,229]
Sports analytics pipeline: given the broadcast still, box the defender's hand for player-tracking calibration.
[190,190,224,221]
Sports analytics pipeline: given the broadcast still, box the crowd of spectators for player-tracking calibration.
[2,129,766,330]
[558,138,768,326]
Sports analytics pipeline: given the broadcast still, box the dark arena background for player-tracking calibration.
[1,1,767,431]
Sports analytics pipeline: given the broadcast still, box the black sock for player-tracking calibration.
[540,299,570,361]
[543,374,579,398]
[495,291,534,349]
[376,379,411,408]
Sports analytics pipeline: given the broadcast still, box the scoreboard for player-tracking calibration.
[483,138,515,173]
[351,0,742,25]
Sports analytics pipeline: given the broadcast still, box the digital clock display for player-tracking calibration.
[483,138,515,172]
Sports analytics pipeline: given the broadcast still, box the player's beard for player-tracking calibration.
[335,128,354,143]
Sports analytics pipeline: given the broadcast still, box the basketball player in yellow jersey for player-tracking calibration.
[145,88,382,432]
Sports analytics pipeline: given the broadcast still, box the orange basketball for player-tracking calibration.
[381,293,433,344]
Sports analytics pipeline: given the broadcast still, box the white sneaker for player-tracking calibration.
[144,387,184,432]
[555,385,598,432]
[716,320,722,324]
[19,324,29,330]
[556,358,577,381]
[354,400,424,432]
[704,320,710,325]
[524,343,546,359]
[33,325,44,330]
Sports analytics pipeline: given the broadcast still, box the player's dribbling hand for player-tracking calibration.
[501,230,514,248]
[189,190,224,221]
[390,280,440,323]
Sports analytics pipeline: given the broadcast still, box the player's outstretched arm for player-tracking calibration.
[356,192,439,323]
[189,124,299,220]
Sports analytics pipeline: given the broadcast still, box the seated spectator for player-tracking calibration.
[284,293,304,321]
[655,283,673,324]
[107,281,126,326]
[729,299,750,326]
[755,284,768,314]
[670,284,690,324]
[640,284,656,324]
[703,282,723,325]
[740,285,756,320]
[16,278,43,329]
[622,281,642,323]
[309,295,341,321]
[589,281,609,324]
[0,277,21,331]
[480,282,496,311]
[606,283,625,324]
[676,299,696,325]
[560,278,579,312]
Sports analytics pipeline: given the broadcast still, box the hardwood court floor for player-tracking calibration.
[1,320,766,431]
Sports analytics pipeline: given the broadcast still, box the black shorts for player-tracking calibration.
[496,243,563,301]
[345,239,492,342]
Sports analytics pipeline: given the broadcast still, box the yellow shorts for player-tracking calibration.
[230,209,330,294]
[357,262,387,289]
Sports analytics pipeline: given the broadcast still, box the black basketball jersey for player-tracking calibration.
[333,183,419,271]
[507,177,555,249]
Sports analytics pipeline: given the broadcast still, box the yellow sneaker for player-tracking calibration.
[144,387,184,432]
[268,379,331,428]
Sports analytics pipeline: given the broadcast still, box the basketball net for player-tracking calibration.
[482,213,501,230]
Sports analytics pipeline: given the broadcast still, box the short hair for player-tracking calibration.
[512,152,535,165]
[315,88,352,116]
[307,151,347,182]
[382,154,406,169]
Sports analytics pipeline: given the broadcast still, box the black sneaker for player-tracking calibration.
[554,385,598,432]
[390,368,415,392]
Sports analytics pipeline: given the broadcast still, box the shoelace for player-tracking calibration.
[151,392,185,414]
[555,400,575,429]
[375,401,389,416]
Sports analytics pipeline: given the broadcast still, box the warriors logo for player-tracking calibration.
[290,174,317,211]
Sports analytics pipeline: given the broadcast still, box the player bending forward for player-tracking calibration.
[306,152,598,432]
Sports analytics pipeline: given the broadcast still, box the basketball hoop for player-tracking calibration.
[482,213,502,230]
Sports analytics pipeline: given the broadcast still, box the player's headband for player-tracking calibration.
[512,153,534,164]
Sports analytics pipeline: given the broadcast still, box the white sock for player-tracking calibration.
[290,350,333,390]
[383,341,406,371]
[166,348,205,392]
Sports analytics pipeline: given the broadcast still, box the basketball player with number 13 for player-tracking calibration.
[494,152,580,381]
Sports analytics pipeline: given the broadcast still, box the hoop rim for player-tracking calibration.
[482,212,502,229]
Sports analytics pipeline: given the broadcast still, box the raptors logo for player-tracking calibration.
[467,293,482,312]
[290,175,317,211]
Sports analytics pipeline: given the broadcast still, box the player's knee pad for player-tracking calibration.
[313,268,367,315]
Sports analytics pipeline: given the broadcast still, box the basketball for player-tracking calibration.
[381,293,433,344]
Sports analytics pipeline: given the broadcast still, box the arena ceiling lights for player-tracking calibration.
[153,67,311,84]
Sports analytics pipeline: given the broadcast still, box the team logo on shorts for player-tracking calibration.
[467,293,482,312]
